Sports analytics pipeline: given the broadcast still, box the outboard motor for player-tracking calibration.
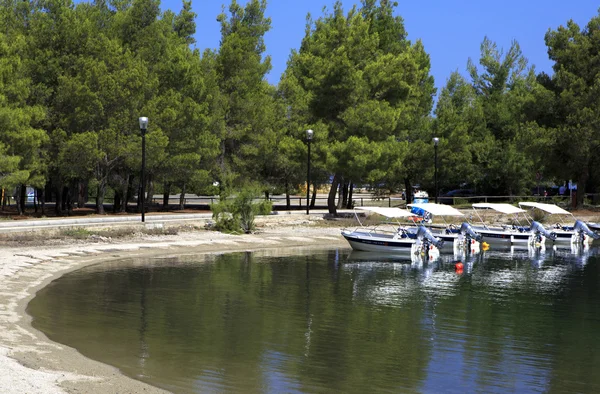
[460,222,483,242]
[416,225,445,249]
[574,220,600,240]
[531,221,557,241]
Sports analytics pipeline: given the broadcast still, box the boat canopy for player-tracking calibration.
[472,203,526,215]
[407,203,464,216]
[518,202,572,215]
[355,206,413,218]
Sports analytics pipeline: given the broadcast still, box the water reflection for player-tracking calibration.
[28,246,600,393]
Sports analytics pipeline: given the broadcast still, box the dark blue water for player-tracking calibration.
[28,245,600,393]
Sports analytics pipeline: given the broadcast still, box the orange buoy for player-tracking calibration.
[455,262,464,272]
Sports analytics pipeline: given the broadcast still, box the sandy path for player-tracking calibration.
[0,217,347,393]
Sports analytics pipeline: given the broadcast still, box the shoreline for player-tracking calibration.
[0,217,347,393]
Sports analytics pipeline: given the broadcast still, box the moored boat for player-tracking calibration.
[518,202,599,245]
[407,203,482,253]
[341,207,443,257]
[471,203,555,247]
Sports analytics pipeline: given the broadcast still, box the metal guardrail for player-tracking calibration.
[11,193,597,211]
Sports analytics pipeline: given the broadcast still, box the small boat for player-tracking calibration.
[407,202,482,253]
[518,202,599,245]
[341,207,443,256]
[471,203,556,247]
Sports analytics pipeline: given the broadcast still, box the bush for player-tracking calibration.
[210,186,273,234]
[61,228,92,239]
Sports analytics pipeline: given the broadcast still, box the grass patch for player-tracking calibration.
[60,228,93,239]
[0,224,183,246]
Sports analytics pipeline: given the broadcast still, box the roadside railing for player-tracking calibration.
[16,193,597,211]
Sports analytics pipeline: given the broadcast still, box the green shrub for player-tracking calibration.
[61,228,92,239]
[210,186,273,234]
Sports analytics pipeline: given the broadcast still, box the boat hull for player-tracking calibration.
[341,230,421,253]
[549,230,594,245]
[474,228,540,247]
[433,232,480,253]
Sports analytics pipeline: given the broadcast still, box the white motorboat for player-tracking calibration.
[407,203,482,253]
[518,202,599,245]
[341,207,443,257]
[471,203,556,247]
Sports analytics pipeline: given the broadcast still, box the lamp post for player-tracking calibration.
[433,137,439,204]
[306,129,314,215]
[139,117,148,222]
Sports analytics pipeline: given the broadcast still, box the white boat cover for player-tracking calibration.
[407,203,464,216]
[518,202,572,215]
[355,206,413,218]
[472,203,526,214]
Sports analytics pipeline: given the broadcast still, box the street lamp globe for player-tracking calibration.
[139,117,148,133]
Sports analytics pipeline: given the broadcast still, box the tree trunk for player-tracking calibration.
[162,182,171,210]
[113,191,121,213]
[327,174,340,215]
[96,181,106,214]
[65,185,74,215]
[33,188,38,213]
[404,177,413,204]
[77,180,87,208]
[38,187,46,216]
[55,184,63,216]
[20,184,27,214]
[15,185,23,215]
[125,175,134,213]
[285,180,290,210]
[145,174,154,206]
[179,183,186,210]
[118,181,128,213]
[337,180,344,209]
[346,182,354,209]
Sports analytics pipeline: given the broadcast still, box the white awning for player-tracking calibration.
[355,206,413,218]
[518,202,572,215]
[407,203,464,216]
[472,203,526,214]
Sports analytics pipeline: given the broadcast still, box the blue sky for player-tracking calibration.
[162,0,598,94]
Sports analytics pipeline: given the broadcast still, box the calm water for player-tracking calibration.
[28,245,600,393]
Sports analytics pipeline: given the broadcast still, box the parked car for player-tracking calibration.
[438,189,476,205]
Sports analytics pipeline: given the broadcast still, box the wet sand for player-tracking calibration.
[0,216,347,393]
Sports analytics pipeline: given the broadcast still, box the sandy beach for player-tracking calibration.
[0,214,347,393]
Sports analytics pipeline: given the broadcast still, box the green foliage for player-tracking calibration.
[432,37,540,196]
[210,186,272,234]
[282,1,435,212]
[543,13,600,207]
[61,228,93,239]
[0,0,598,215]
[214,0,274,190]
